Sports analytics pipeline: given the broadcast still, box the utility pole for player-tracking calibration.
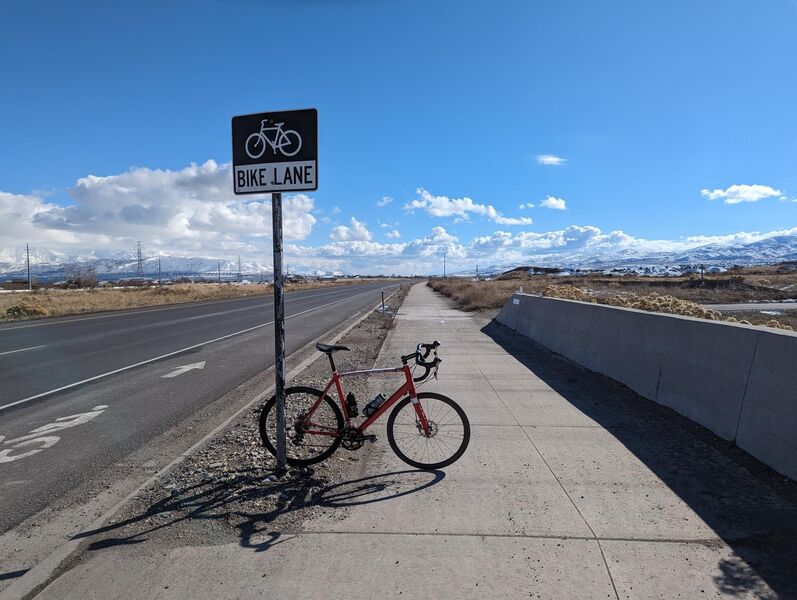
[217,260,222,285]
[272,192,287,476]
[443,250,446,278]
[136,241,144,276]
[237,255,242,283]
[158,257,162,286]
[26,243,32,291]
[476,264,479,280]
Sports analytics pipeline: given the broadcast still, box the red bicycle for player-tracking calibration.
[259,341,470,470]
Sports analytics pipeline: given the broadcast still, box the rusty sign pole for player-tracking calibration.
[271,191,287,475]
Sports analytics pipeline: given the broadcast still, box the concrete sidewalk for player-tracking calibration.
[35,283,797,599]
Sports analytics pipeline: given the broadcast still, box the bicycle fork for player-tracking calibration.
[410,394,433,436]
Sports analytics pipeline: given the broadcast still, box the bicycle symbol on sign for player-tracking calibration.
[245,119,302,159]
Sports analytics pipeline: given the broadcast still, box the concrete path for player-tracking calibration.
[33,283,797,599]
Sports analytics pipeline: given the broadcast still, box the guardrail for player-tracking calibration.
[497,293,797,480]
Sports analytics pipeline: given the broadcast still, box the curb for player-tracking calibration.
[2,288,401,600]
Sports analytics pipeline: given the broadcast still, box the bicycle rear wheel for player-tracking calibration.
[259,386,343,467]
[386,392,470,470]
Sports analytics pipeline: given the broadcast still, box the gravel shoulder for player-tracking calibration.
[61,286,409,554]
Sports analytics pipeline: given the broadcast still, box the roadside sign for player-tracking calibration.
[231,108,317,194]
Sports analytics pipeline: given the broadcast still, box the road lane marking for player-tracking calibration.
[0,405,109,464]
[162,361,206,378]
[0,282,391,331]
[0,345,46,356]
[0,287,393,412]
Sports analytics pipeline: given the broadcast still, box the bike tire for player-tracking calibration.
[279,130,302,157]
[259,386,343,467]
[245,133,266,159]
[386,392,470,470]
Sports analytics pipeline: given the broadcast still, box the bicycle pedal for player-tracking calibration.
[364,435,378,443]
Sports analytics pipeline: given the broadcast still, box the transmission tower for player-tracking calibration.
[136,241,144,276]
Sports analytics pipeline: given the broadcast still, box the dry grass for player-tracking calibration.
[0,280,387,322]
[427,278,523,311]
[427,278,794,331]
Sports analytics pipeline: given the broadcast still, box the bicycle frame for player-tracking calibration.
[258,122,286,149]
[301,364,431,437]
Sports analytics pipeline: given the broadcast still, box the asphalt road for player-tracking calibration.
[703,301,797,312]
[0,281,401,533]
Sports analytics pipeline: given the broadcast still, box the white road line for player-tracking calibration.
[0,283,385,332]
[0,345,46,357]
[0,290,381,412]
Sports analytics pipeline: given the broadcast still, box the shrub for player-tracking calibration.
[6,302,49,318]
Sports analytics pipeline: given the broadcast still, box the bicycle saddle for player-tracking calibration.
[316,343,350,354]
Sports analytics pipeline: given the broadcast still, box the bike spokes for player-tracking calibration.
[387,394,470,470]
[260,387,343,466]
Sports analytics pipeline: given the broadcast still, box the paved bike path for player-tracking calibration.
[33,283,797,598]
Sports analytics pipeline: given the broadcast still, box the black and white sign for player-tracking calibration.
[231,108,317,194]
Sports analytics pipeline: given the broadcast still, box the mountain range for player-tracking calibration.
[455,235,797,276]
[2,234,796,280]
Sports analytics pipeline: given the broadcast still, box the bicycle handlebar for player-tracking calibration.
[401,341,441,382]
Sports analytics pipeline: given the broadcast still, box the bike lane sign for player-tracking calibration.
[231,108,317,194]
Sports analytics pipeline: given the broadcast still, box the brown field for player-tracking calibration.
[0,279,394,322]
[428,268,797,332]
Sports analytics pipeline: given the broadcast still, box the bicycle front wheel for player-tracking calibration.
[259,386,343,467]
[387,392,470,470]
[278,130,302,156]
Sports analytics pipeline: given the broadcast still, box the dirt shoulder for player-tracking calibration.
[62,285,409,553]
[0,279,399,322]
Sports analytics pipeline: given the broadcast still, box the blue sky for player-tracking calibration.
[1,0,796,273]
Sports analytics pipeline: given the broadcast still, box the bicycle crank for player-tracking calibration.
[340,427,377,450]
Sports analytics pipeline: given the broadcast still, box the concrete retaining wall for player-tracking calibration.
[496,292,797,480]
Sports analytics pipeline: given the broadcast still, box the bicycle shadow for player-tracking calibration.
[73,467,445,555]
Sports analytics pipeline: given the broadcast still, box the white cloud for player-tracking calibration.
[518,202,534,209]
[331,206,341,214]
[1,161,317,258]
[405,188,532,226]
[539,196,567,210]
[376,196,393,207]
[278,222,797,275]
[536,154,566,166]
[67,160,316,240]
[701,184,783,205]
[329,217,373,242]
[7,167,797,277]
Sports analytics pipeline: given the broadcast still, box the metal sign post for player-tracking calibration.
[231,108,317,477]
[271,192,287,474]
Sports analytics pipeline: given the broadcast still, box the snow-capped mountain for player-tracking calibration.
[0,248,274,281]
[2,235,796,280]
[449,235,797,277]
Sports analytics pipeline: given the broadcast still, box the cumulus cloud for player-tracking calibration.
[329,217,373,242]
[536,154,566,166]
[0,161,317,257]
[539,196,567,210]
[386,229,401,239]
[518,202,534,209]
[701,184,783,205]
[279,222,797,275]
[405,188,532,226]
[376,196,393,207]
